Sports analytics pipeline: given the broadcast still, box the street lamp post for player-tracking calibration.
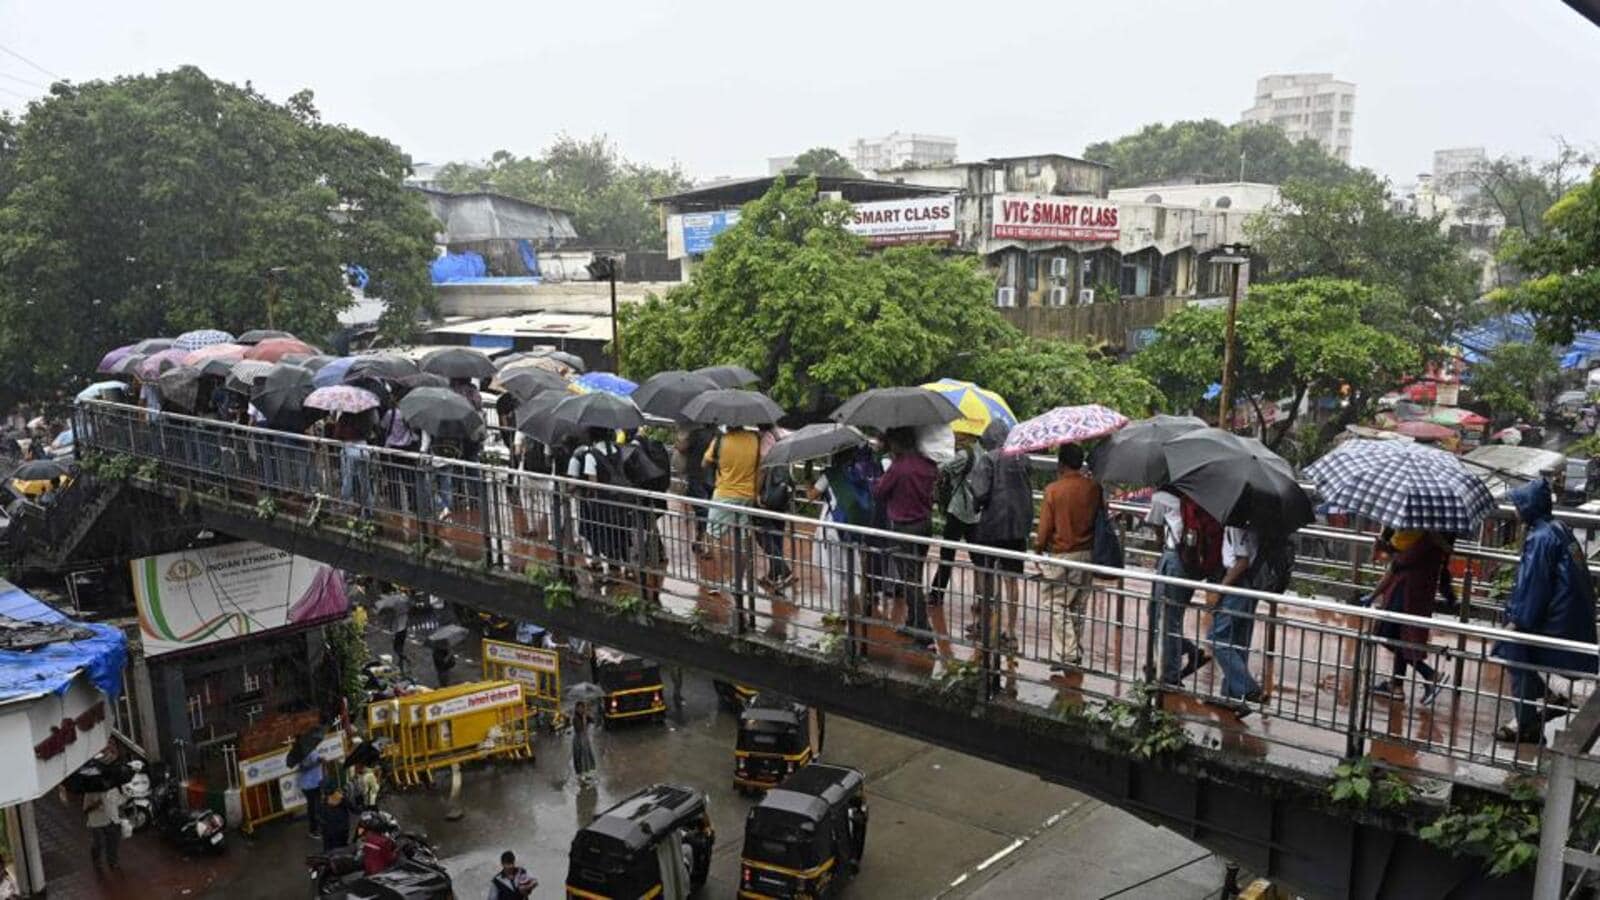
[1212,245,1251,430]
[586,255,620,371]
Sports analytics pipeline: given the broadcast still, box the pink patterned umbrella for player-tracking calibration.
[1001,404,1130,456]
[182,343,247,366]
[304,385,381,415]
[134,347,191,381]
[96,345,136,374]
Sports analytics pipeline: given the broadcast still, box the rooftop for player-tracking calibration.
[652,175,952,211]
[427,312,614,344]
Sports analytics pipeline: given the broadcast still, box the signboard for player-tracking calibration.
[845,196,958,246]
[483,640,559,675]
[991,194,1120,242]
[680,210,742,256]
[238,732,345,788]
[130,542,348,657]
[421,682,523,723]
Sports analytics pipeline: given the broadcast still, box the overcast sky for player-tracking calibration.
[2,0,1597,184]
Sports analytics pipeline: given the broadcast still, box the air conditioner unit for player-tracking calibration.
[995,287,1016,308]
[1079,288,1096,305]
[818,191,844,202]
[1049,257,1070,279]
[1048,287,1069,307]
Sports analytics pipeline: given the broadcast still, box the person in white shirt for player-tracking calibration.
[1145,489,1204,684]
[1209,525,1263,707]
[84,784,124,871]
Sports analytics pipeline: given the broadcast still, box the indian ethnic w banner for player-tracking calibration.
[131,541,349,657]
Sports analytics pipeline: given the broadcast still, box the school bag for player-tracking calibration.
[1177,495,1224,579]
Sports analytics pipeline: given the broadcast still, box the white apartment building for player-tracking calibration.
[1432,147,1487,204]
[850,132,957,175]
[1239,73,1357,163]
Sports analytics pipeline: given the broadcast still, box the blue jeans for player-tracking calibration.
[340,445,369,508]
[1209,591,1260,699]
[1148,550,1199,683]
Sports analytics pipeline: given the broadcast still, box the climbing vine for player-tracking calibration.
[1328,756,1413,810]
[1419,778,1541,876]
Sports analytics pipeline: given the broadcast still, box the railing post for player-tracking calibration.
[1345,619,1369,759]
[1534,750,1577,899]
[731,517,748,637]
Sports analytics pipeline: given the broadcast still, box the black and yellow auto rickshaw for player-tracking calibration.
[713,679,758,712]
[566,783,715,900]
[592,647,667,726]
[739,763,868,900]
[734,694,824,792]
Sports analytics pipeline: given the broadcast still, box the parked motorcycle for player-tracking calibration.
[307,811,449,898]
[150,765,226,854]
[119,759,153,830]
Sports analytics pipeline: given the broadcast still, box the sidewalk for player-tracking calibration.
[31,790,242,899]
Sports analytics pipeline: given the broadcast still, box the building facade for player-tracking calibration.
[1432,147,1487,204]
[1240,73,1357,162]
[850,132,958,175]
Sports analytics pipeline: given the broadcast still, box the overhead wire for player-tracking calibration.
[0,44,60,80]
[0,71,43,89]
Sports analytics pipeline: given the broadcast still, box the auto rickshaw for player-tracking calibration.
[592,647,667,726]
[713,679,758,712]
[739,763,868,900]
[735,694,824,792]
[565,783,715,900]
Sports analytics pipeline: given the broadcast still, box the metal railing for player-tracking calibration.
[73,400,1600,788]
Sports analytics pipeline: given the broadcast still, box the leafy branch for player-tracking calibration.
[1419,779,1541,877]
[1328,756,1413,810]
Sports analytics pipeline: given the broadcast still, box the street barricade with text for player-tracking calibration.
[237,731,348,833]
[388,679,533,786]
[480,638,565,729]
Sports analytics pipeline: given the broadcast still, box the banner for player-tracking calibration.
[131,541,349,657]
[991,194,1120,242]
[238,732,346,788]
[483,640,559,675]
[846,196,958,246]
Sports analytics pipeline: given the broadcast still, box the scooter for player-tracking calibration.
[151,765,225,854]
[307,812,448,897]
[119,759,153,830]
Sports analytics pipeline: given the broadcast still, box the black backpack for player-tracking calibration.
[759,465,795,512]
[578,444,624,486]
[623,438,672,493]
[1249,535,1297,594]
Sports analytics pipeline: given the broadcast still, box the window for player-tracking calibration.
[1025,158,1042,176]
[1342,95,1354,107]
[1316,93,1334,108]
[1026,253,1039,292]
[1339,111,1351,123]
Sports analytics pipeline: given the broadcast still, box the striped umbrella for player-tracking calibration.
[1001,405,1129,456]
[570,372,638,397]
[304,385,382,416]
[1306,439,1495,533]
[919,379,1016,437]
[173,329,236,351]
[135,347,191,380]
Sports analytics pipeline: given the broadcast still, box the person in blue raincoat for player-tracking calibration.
[1494,479,1600,743]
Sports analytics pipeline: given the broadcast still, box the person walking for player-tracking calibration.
[1208,523,1266,709]
[1367,530,1448,704]
[871,428,938,649]
[1034,445,1103,673]
[677,424,716,557]
[928,433,982,609]
[569,427,626,573]
[295,736,325,837]
[488,851,537,899]
[1145,487,1206,685]
[390,594,411,674]
[701,426,760,595]
[319,788,352,853]
[83,784,124,872]
[571,701,598,787]
[1494,479,1599,744]
[966,429,1033,652]
[754,426,795,595]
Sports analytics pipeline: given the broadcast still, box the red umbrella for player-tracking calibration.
[1391,421,1456,442]
[244,338,321,363]
[182,343,247,367]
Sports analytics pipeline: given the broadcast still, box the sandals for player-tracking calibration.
[1495,724,1545,745]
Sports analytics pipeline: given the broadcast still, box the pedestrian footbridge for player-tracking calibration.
[47,401,1600,899]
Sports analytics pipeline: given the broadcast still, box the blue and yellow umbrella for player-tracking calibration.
[919,379,1017,436]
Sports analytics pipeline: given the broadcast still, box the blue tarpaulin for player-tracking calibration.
[517,239,541,277]
[0,583,127,702]
[1454,313,1600,366]
[429,251,488,283]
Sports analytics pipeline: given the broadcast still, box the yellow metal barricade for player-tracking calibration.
[388,680,533,787]
[481,638,565,729]
[237,732,349,834]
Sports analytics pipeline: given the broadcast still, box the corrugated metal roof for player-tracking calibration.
[414,189,580,243]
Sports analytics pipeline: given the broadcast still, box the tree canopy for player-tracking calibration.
[1493,165,1600,344]
[1136,278,1419,447]
[785,147,861,179]
[434,134,690,251]
[1461,141,1594,239]
[1083,120,1353,189]
[617,178,1160,419]
[1247,173,1482,347]
[1466,341,1560,424]
[0,67,437,407]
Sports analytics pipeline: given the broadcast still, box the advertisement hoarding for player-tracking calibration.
[845,196,958,246]
[991,194,1120,242]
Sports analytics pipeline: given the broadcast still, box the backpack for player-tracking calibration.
[578,444,624,487]
[1177,495,1224,579]
[827,464,873,526]
[622,439,671,493]
[759,465,795,512]
[1249,535,1297,594]
[1091,505,1124,569]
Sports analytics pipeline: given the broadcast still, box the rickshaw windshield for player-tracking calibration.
[737,719,802,754]
[745,809,827,871]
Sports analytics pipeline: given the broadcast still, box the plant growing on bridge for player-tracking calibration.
[934,658,983,699]
[324,616,369,717]
[541,578,574,612]
[1328,756,1413,810]
[609,590,648,624]
[345,517,379,542]
[1419,778,1541,877]
[1090,685,1191,760]
[254,496,278,521]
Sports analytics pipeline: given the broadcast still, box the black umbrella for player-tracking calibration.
[346,354,420,382]
[553,392,643,432]
[515,389,581,445]
[199,357,242,379]
[633,370,720,421]
[830,387,961,430]
[681,389,784,427]
[157,365,204,412]
[250,364,316,425]
[396,372,450,390]
[11,459,68,481]
[761,423,867,468]
[1165,429,1313,531]
[62,758,132,793]
[694,365,759,388]
[532,349,586,373]
[236,329,295,345]
[1089,414,1210,485]
[426,624,470,649]
[398,387,485,442]
[286,354,335,371]
[495,367,569,402]
[224,360,276,394]
[420,347,496,380]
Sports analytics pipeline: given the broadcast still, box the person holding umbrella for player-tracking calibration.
[570,700,598,787]
[1033,445,1104,672]
[871,427,938,649]
[701,425,760,594]
[1209,522,1267,709]
[1364,529,1449,704]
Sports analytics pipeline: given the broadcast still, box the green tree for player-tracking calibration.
[1461,140,1594,239]
[1136,278,1419,447]
[969,340,1163,421]
[0,67,436,407]
[434,134,689,251]
[1466,342,1560,423]
[1247,173,1482,347]
[1083,120,1352,188]
[786,147,861,179]
[1494,165,1600,344]
[617,178,1159,418]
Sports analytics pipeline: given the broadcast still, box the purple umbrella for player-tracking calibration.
[135,348,191,381]
[96,345,136,374]
[1001,405,1130,456]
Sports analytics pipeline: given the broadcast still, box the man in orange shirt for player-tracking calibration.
[1034,444,1103,671]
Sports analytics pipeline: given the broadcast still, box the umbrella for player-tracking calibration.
[157,366,204,412]
[531,349,586,373]
[96,345,135,374]
[1391,421,1457,442]
[173,329,236,352]
[694,365,759,388]
[198,357,244,379]
[244,338,321,363]
[396,372,450,390]
[11,459,68,481]
[493,367,569,402]
[304,385,381,416]
[632,370,719,421]
[1164,429,1313,530]
[398,387,486,442]
[830,387,961,430]
[1305,439,1495,533]
[420,347,496,380]
[1427,407,1489,429]
[75,381,129,403]
[1088,414,1209,485]
[236,329,296,345]
[346,354,420,383]
[182,343,248,367]
[570,371,638,397]
[131,338,174,355]
[553,392,643,432]
[287,354,335,371]
[505,356,578,378]
[135,347,190,380]
[919,379,1017,437]
[374,594,409,623]
[493,352,537,370]
[250,363,316,425]
[515,389,582,445]
[107,354,148,377]
[1001,405,1130,456]
[761,423,867,468]
[425,624,470,649]
[313,357,359,388]
[565,682,606,704]
[681,389,784,427]
[224,360,276,395]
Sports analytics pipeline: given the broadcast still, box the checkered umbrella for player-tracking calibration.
[1305,439,1495,533]
[1000,404,1129,456]
[173,329,236,351]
